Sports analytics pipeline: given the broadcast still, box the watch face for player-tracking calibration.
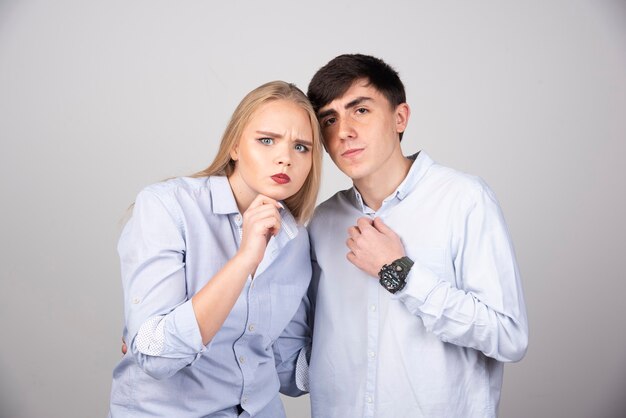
[380,269,403,292]
[379,258,412,294]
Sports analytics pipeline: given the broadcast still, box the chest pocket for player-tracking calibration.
[268,281,308,341]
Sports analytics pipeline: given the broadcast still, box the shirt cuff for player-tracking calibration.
[294,345,311,392]
[163,299,206,355]
[136,315,166,355]
[394,259,440,303]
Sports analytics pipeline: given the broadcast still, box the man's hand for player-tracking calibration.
[346,217,406,277]
[121,337,127,355]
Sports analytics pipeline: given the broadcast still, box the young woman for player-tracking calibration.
[109,81,322,417]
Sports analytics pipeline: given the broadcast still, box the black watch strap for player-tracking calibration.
[395,256,414,272]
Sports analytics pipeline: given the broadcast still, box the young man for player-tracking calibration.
[305,54,528,418]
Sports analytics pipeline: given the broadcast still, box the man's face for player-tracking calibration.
[317,79,409,183]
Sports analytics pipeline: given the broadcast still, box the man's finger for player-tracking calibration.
[347,226,360,239]
[373,217,392,234]
[357,217,375,231]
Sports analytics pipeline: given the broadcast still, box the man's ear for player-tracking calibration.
[395,103,410,134]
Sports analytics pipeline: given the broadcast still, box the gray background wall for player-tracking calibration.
[1,0,625,417]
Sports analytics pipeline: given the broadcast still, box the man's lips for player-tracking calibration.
[341,148,364,158]
[271,173,291,184]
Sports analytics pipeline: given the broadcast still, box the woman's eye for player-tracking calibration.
[258,138,273,145]
[294,144,309,153]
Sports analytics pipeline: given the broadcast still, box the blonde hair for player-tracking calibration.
[191,81,322,223]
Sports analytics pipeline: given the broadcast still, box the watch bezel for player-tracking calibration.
[378,257,413,294]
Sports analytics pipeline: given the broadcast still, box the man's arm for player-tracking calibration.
[346,187,528,362]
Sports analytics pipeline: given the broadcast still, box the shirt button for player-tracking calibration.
[368,350,376,359]
[132,297,141,304]
[239,356,246,364]
[248,324,256,332]
[241,397,248,405]
[366,395,373,403]
[370,304,377,312]
[235,214,242,224]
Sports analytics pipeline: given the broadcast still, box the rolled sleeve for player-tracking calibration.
[273,294,311,397]
[120,189,206,379]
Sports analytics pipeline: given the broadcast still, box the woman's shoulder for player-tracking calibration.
[141,176,210,196]
[133,176,214,217]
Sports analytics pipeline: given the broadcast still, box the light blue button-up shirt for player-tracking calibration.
[307,152,528,418]
[109,176,310,418]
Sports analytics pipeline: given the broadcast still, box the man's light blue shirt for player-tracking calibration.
[307,151,528,418]
[109,175,310,417]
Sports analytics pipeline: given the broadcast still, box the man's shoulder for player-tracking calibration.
[314,188,353,216]
[308,188,353,232]
[426,161,490,196]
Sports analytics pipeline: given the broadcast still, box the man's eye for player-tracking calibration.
[258,138,273,145]
[356,108,368,114]
[294,144,309,153]
[323,117,336,127]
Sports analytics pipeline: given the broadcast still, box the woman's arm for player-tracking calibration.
[121,189,282,378]
[191,194,283,344]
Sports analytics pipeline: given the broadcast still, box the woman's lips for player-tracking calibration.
[271,173,291,184]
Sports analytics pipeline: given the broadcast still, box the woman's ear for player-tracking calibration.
[230,143,239,161]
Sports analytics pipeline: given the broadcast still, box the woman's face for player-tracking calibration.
[228,99,314,211]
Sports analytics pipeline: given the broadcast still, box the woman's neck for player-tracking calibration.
[227,173,254,214]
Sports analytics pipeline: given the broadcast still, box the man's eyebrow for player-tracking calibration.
[317,96,373,120]
[317,108,336,120]
[345,96,372,109]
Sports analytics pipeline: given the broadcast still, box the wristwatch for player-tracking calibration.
[378,256,414,294]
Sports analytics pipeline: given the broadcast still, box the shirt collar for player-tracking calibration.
[275,206,298,245]
[395,151,434,200]
[209,175,299,243]
[351,151,435,212]
[209,176,239,215]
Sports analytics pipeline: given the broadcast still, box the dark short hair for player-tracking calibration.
[307,54,406,112]
[307,54,407,139]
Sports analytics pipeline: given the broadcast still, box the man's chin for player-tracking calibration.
[337,166,364,181]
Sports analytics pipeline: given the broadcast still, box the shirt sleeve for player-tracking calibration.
[397,181,529,362]
[119,188,206,379]
[273,293,312,396]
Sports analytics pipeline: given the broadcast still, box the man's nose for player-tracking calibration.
[338,117,356,140]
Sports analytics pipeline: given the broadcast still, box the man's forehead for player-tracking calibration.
[318,80,382,113]
[336,79,375,101]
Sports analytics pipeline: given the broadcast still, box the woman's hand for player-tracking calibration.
[237,194,283,272]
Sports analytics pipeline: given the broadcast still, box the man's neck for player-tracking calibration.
[354,156,413,212]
